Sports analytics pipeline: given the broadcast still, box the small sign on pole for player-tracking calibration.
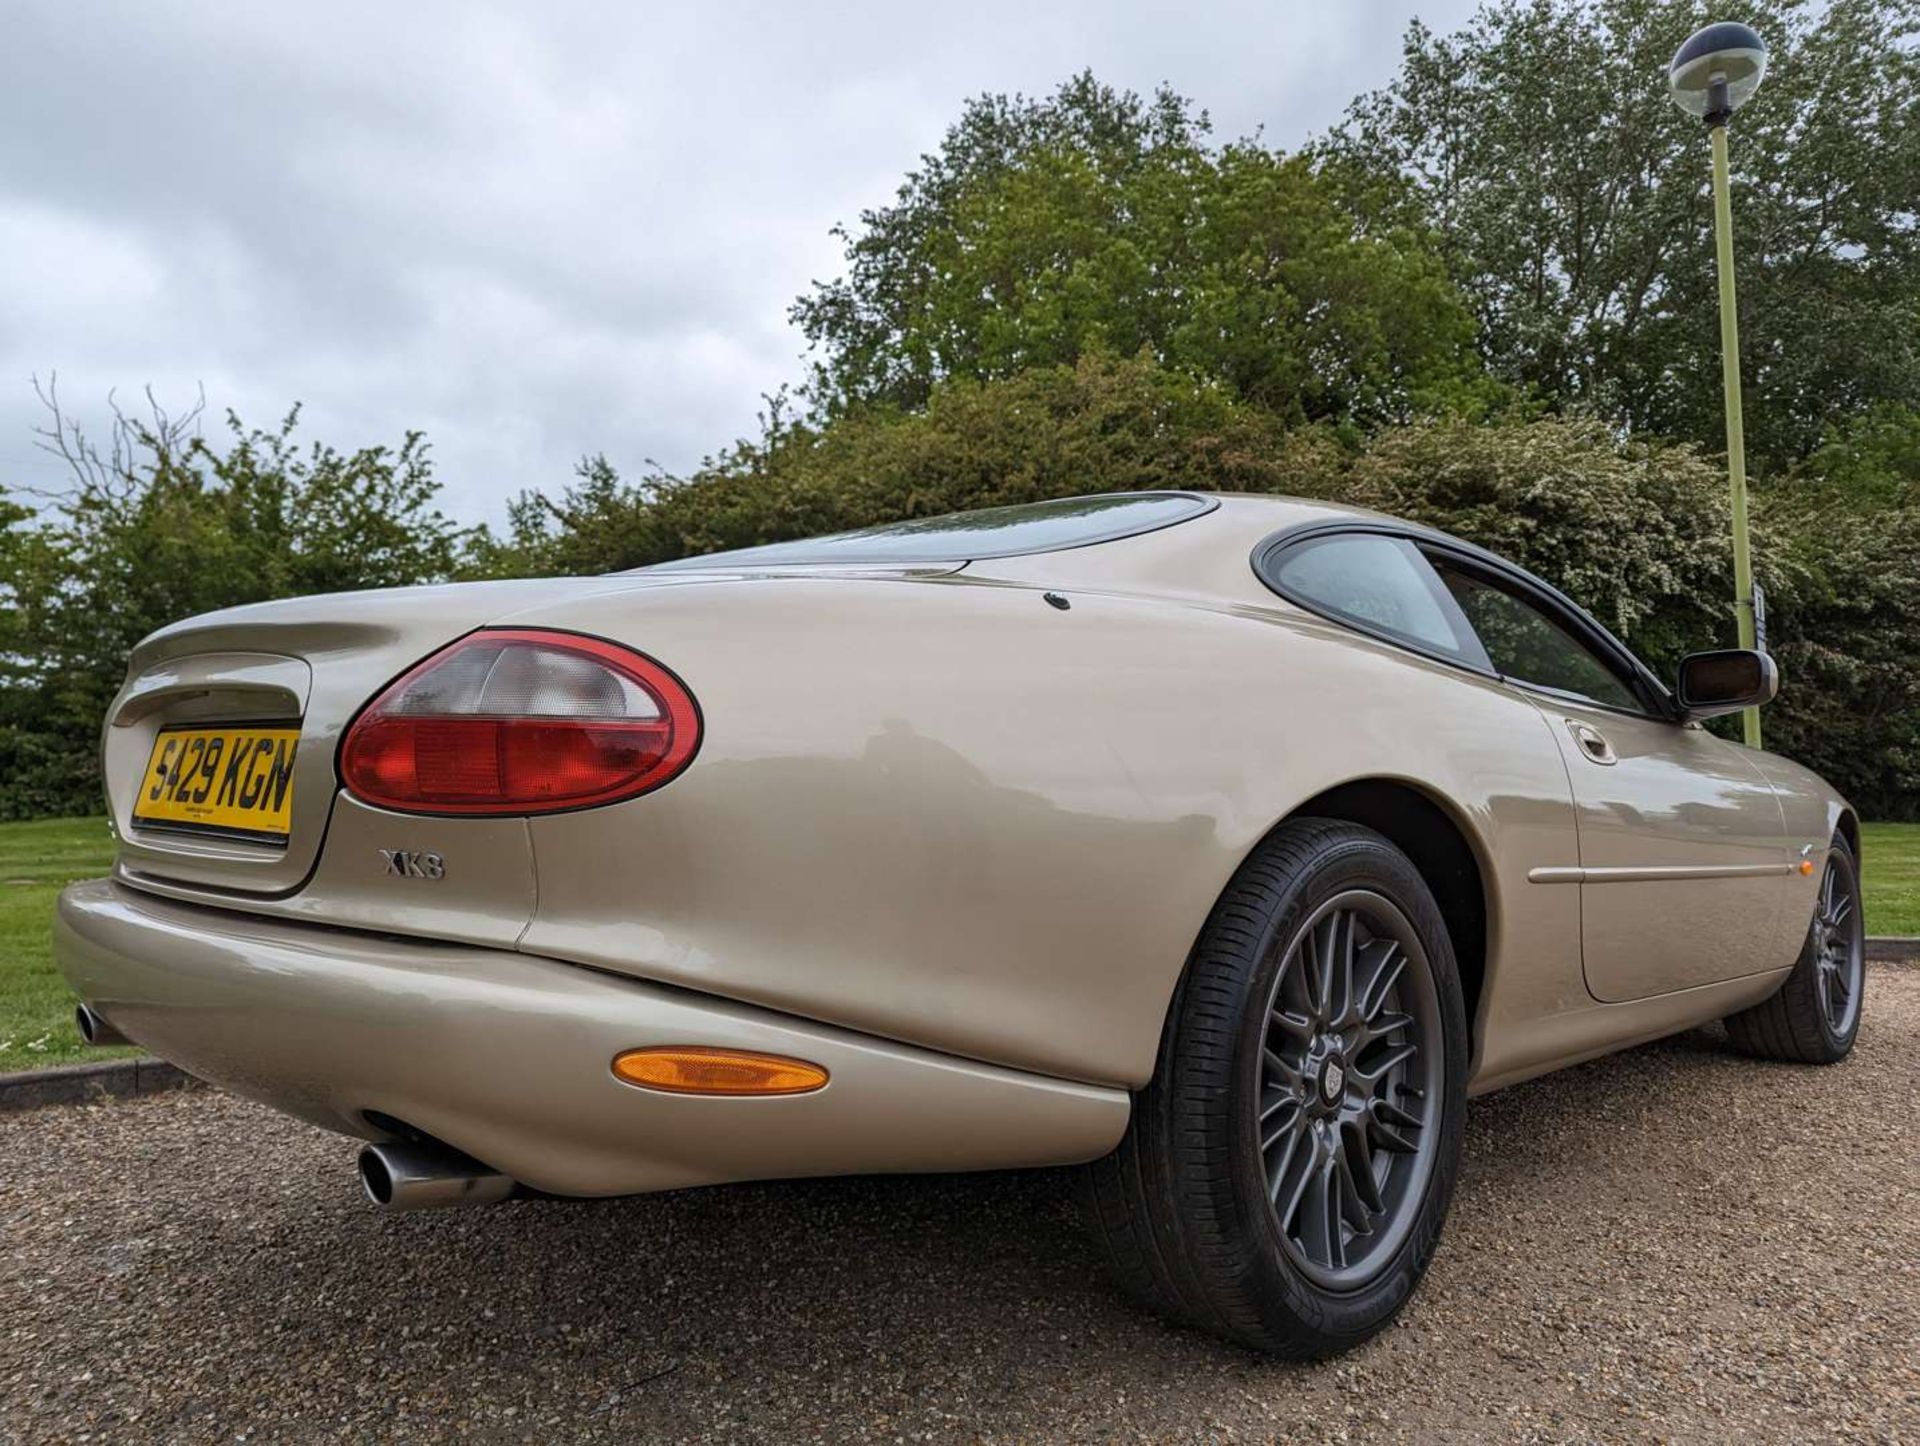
[1752,583,1767,654]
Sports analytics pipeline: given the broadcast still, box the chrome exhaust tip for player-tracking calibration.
[75,1004,130,1048]
[357,1140,516,1211]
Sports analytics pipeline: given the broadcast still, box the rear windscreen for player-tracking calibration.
[642,492,1216,570]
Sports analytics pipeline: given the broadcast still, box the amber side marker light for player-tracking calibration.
[1799,859,1817,875]
[611,1046,829,1096]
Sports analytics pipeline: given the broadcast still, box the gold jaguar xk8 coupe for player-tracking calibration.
[57,491,1864,1357]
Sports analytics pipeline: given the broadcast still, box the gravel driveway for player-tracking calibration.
[4,967,1916,1444]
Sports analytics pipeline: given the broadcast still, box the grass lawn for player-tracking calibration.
[1,815,1917,1074]
[1861,822,1920,936]
[0,817,129,1070]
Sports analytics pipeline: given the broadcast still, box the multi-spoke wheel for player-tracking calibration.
[1081,819,1466,1358]
[1726,833,1865,1064]
[1810,859,1862,1039]
[1256,892,1444,1289]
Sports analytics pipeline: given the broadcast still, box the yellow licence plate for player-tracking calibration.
[133,726,301,842]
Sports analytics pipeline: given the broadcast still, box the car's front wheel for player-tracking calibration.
[1082,818,1468,1357]
[1724,834,1865,1064]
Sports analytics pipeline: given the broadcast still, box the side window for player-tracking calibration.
[1428,559,1643,711]
[1267,535,1490,668]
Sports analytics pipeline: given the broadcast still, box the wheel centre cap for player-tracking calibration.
[1319,1059,1345,1104]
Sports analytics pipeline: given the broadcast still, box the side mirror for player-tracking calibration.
[1676,648,1778,719]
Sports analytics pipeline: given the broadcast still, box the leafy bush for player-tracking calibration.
[0,395,468,819]
[1755,425,1920,819]
[475,353,1298,575]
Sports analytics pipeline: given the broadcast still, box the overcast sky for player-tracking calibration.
[1,1,1478,524]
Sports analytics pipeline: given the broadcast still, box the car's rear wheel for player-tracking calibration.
[1724,835,1864,1064]
[1081,818,1468,1357]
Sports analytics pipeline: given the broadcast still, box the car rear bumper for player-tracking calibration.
[55,880,1129,1197]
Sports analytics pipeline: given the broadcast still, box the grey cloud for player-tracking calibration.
[1,0,1476,523]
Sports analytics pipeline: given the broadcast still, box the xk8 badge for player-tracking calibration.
[379,849,445,880]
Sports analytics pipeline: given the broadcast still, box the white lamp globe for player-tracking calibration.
[1669,22,1769,118]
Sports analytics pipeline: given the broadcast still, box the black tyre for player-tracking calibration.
[1081,818,1468,1357]
[1724,834,1865,1064]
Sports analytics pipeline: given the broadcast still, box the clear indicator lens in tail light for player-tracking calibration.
[340,629,700,815]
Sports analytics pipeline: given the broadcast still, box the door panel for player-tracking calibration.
[1420,548,1792,1005]
[1546,704,1790,1002]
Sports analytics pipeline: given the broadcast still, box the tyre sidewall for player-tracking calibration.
[1222,830,1469,1350]
[1808,838,1865,1054]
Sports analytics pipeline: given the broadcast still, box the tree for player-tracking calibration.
[1791,403,1920,506]
[792,73,1487,429]
[1334,0,1920,470]
[0,387,470,817]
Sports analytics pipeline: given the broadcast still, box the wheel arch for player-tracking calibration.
[1274,778,1494,1067]
[1836,808,1860,861]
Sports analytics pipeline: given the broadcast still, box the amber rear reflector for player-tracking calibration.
[611,1046,828,1096]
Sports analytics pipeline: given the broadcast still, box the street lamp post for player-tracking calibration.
[1670,21,1769,748]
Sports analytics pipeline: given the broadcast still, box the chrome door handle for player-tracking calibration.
[1566,719,1617,766]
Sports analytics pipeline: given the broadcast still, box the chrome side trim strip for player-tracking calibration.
[1528,863,1794,885]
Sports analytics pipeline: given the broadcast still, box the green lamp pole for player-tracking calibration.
[1671,22,1770,747]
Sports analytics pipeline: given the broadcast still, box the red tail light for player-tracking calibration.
[340,629,701,815]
